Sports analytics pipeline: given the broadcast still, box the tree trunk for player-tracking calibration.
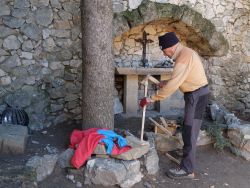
[81,0,114,129]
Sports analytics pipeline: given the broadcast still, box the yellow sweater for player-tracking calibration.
[151,44,208,101]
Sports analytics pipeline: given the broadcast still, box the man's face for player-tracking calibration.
[162,47,174,58]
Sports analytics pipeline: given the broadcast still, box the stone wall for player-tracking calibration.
[113,0,250,120]
[0,0,250,130]
[0,0,82,129]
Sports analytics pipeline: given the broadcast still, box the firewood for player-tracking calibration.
[160,117,168,128]
[149,117,172,135]
[165,153,181,165]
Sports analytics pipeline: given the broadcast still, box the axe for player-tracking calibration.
[140,75,160,141]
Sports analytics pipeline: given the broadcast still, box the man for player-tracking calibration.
[140,32,209,179]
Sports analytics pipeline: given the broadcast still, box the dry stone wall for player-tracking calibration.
[0,0,82,129]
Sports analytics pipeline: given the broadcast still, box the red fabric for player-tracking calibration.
[69,128,131,169]
[70,128,104,169]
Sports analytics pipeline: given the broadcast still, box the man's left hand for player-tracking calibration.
[140,97,153,108]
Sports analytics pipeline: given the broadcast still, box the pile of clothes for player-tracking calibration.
[69,128,131,169]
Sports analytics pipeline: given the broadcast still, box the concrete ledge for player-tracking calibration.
[115,67,172,75]
[0,124,28,154]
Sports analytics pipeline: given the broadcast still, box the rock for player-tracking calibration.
[209,103,226,123]
[53,113,68,125]
[58,148,74,168]
[155,133,183,152]
[22,40,34,51]
[50,0,62,9]
[0,49,9,56]
[144,148,159,175]
[0,166,36,185]
[1,54,21,73]
[2,16,25,28]
[50,104,64,112]
[0,69,7,77]
[45,145,59,154]
[54,20,71,30]
[30,0,50,7]
[62,2,80,14]
[0,26,17,38]
[21,23,41,41]
[3,35,21,50]
[0,4,10,16]
[128,0,143,9]
[228,124,250,153]
[0,76,11,86]
[230,146,250,161]
[20,52,33,59]
[0,125,28,154]
[85,158,126,186]
[11,8,28,18]
[49,29,71,38]
[58,10,72,20]
[111,135,150,160]
[197,130,214,146]
[35,7,53,26]
[14,0,30,9]
[85,158,142,187]
[224,113,240,126]
[26,154,58,182]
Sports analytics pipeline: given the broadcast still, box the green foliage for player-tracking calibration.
[205,125,231,150]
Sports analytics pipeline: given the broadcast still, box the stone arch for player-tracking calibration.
[113,0,229,57]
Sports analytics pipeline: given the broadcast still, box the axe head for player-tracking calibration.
[141,75,160,86]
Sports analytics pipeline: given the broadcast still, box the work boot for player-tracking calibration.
[166,168,194,179]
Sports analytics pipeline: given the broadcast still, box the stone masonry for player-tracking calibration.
[0,0,250,129]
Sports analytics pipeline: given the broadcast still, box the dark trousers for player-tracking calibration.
[180,85,209,173]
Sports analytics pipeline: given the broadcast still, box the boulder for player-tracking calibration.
[0,125,28,154]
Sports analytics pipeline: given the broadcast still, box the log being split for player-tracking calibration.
[148,117,172,135]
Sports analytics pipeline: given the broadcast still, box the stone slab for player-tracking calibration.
[111,135,150,160]
[0,124,28,154]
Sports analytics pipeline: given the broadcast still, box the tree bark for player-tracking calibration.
[81,0,114,129]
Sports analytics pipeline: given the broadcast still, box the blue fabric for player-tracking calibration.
[98,129,127,154]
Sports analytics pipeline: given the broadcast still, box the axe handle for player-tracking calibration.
[141,80,148,141]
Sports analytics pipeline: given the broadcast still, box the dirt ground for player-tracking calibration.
[1,116,250,188]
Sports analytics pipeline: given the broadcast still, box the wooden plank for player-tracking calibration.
[165,153,181,165]
[160,117,168,128]
[148,117,172,135]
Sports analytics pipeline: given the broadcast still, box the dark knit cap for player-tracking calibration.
[158,32,179,50]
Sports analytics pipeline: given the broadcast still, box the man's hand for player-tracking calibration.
[157,80,168,89]
[140,97,152,108]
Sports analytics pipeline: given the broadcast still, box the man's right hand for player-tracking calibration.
[157,80,168,89]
